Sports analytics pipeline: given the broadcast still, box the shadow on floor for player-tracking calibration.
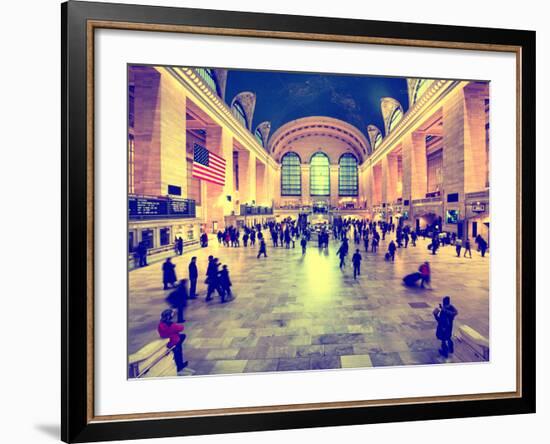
[34,424,59,440]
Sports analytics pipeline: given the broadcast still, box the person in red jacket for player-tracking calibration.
[157,309,188,374]
[419,261,431,289]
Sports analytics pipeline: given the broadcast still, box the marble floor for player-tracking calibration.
[128,233,490,376]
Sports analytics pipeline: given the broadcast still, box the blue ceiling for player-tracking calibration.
[224,69,410,141]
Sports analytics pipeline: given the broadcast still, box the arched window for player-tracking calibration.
[310,152,330,196]
[339,153,358,196]
[388,107,403,133]
[254,129,264,147]
[281,152,301,196]
[195,68,219,95]
[232,102,248,128]
[412,79,429,104]
[374,133,382,150]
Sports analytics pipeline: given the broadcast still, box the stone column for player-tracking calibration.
[330,164,339,207]
[132,67,161,196]
[402,131,428,201]
[255,160,267,206]
[237,151,257,205]
[442,90,465,199]
[301,164,310,205]
[204,126,233,232]
[382,154,398,204]
[273,165,281,207]
[159,73,187,196]
[131,67,188,197]
[464,84,489,193]
[372,164,382,205]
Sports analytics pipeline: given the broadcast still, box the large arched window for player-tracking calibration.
[195,68,219,95]
[254,129,264,147]
[310,152,330,196]
[388,107,403,133]
[232,102,248,128]
[339,153,358,196]
[281,152,301,196]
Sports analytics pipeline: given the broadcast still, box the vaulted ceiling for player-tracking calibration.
[224,69,410,144]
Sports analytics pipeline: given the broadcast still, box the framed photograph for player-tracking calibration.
[62,1,536,442]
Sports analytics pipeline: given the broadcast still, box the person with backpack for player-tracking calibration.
[433,296,458,358]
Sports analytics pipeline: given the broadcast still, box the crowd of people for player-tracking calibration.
[150,217,489,374]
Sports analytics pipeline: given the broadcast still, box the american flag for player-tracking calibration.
[192,143,226,186]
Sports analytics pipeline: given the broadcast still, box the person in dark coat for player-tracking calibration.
[411,231,417,247]
[176,237,184,255]
[137,241,148,267]
[352,249,362,280]
[431,236,439,255]
[388,240,396,262]
[166,279,188,323]
[300,237,307,255]
[433,296,458,358]
[257,238,267,258]
[477,235,488,257]
[336,240,349,269]
[157,309,188,373]
[455,238,462,257]
[218,265,233,302]
[162,258,177,290]
[205,256,218,301]
[188,257,198,299]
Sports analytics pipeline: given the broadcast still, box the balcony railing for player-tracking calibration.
[240,205,273,215]
[465,190,490,200]
[411,197,443,205]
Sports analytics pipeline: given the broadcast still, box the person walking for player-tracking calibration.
[388,240,396,262]
[162,258,177,290]
[463,238,472,258]
[433,296,458,358]
[363,235,369,253]
[455,238,462,257]
[257,238,267,258]
[477,235,488,257]
[431,236,439,255]
[157,309,188,374]
[300,237,307,255]
[137,241,148,267]
[166,279,188,323]
[218,265,233,302]
[205,258,221,301]
[411,231,417,247]
[188,257,198,299]
[352,249,362,280]
[419,261,431,289]
[336,240,349,269]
